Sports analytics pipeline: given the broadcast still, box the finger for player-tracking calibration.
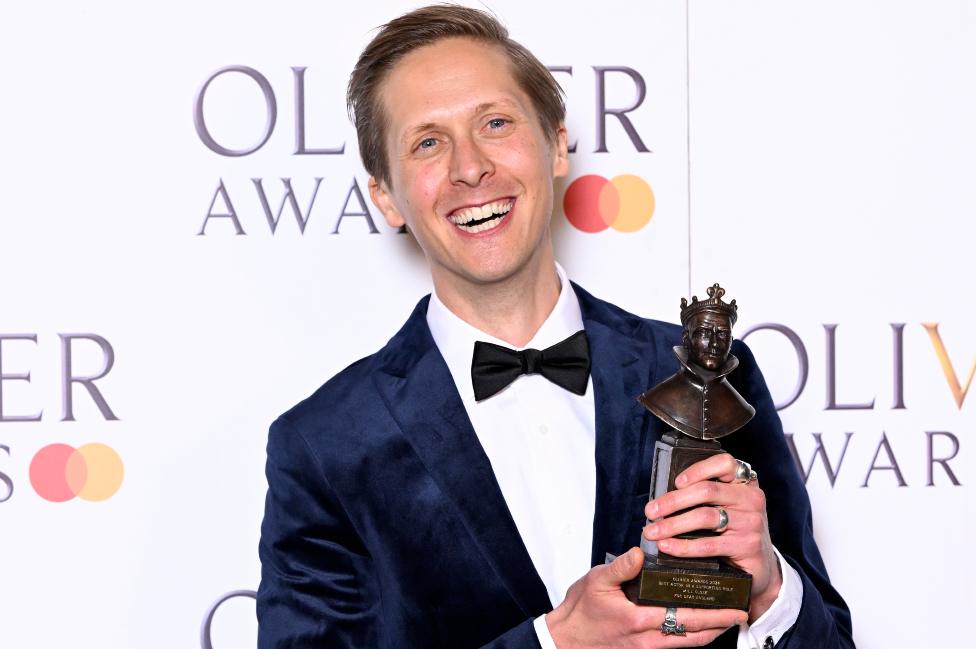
[646,480,747,520]
[642,628,730,648]
[597,546,644,587]
[658,529,763,561]
[674,453,739,487]
[634,606,747,635]
[643,505,727,541]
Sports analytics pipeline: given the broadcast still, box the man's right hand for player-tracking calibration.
[544,547,746,649]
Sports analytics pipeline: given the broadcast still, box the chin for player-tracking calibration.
[695,356,720,370]
[467,254,537,285]
[461,262,515,285]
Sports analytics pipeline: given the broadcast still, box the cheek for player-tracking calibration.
[398,171,440,217]
[501,136,543,173]
[415,171,439,199]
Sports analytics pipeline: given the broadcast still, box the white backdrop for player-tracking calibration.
[1,1,972,647]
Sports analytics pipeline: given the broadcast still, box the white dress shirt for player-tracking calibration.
[426,263,802,648]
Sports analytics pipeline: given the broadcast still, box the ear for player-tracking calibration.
[551,124,569,179]
[368,176,406,228]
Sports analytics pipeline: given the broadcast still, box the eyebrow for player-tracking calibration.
[403,122,438,143]
[472,100,513,115]
[399,99,522,144]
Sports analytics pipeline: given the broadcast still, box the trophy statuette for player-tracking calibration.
[613,283,756,611]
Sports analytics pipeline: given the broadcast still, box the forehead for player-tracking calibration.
[688,311,732,329]
[378,37,530,139]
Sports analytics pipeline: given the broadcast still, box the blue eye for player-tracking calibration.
[418,137,437,149]
[488,118,507,129]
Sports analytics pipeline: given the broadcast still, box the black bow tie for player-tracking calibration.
[471,330,591,401]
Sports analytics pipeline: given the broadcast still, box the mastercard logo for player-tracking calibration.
[29,443,124,502]
[563,174,655,233]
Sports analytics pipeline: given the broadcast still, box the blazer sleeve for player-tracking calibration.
[477,623,544,649]
[257,416,544,649]
[257,415,383,648]
[728,341,856,649]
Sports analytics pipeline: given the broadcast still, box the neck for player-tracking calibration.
[432,248,560,348]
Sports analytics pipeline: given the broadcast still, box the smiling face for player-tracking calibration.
[684,311,733,371]
[368,37,568,297]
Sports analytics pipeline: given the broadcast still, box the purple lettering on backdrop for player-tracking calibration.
[0,445,12,503]
[60,334,118,421]
[926,431,961,486]
[0,334,42,422]
[199,179,246,235]
[593,66,650,153]
[824,324,876,410]
[891,323,907,409]
[785,432,854,487]
[292,67,345,155]
[862,433,907,487]
[333,178,380,234]
[253,177,323,234]
[200,589,257,649]
[547,66,577,153]
[739,323,809,411]
[194,66,277,157]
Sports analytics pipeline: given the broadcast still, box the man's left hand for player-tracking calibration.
[642,453,783,623]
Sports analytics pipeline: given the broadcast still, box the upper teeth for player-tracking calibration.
[450,201,513,225]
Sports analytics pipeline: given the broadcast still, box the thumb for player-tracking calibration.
[602,547,644,585]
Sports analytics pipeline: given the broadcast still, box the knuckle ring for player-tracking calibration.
[734,459,757,484]
[713,506,729,533]
[661,607,687,636]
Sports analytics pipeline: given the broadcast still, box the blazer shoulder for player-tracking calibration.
[572,281,683,347]
[276,351,382,434]
[275,295,433,436]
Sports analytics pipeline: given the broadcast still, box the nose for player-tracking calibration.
[449,134,493,186]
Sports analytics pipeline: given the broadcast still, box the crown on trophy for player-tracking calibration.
[680,283,738,326]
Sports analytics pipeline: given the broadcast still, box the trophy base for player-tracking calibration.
[606,553,752,611]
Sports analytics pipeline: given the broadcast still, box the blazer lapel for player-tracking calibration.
[575,285,660,566]
[371,298,552,615]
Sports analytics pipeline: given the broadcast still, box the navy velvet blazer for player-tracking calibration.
[257,284,854,648]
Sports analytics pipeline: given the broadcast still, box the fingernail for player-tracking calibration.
[646,501,658,516]
[643,524,657,539]
[675,474,688,487]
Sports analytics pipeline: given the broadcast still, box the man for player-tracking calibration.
[257,5,853,648]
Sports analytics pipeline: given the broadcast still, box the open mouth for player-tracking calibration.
[449,200,513,234]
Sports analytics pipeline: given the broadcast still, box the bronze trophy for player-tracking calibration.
[625,284,755,610]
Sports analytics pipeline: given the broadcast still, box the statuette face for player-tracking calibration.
[683,311,733,372]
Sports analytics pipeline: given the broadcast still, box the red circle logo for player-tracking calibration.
[563,174,655,233]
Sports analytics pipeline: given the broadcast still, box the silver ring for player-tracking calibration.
[734,459,757,484]
[714,506,729,533]
[661,607,687,636]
